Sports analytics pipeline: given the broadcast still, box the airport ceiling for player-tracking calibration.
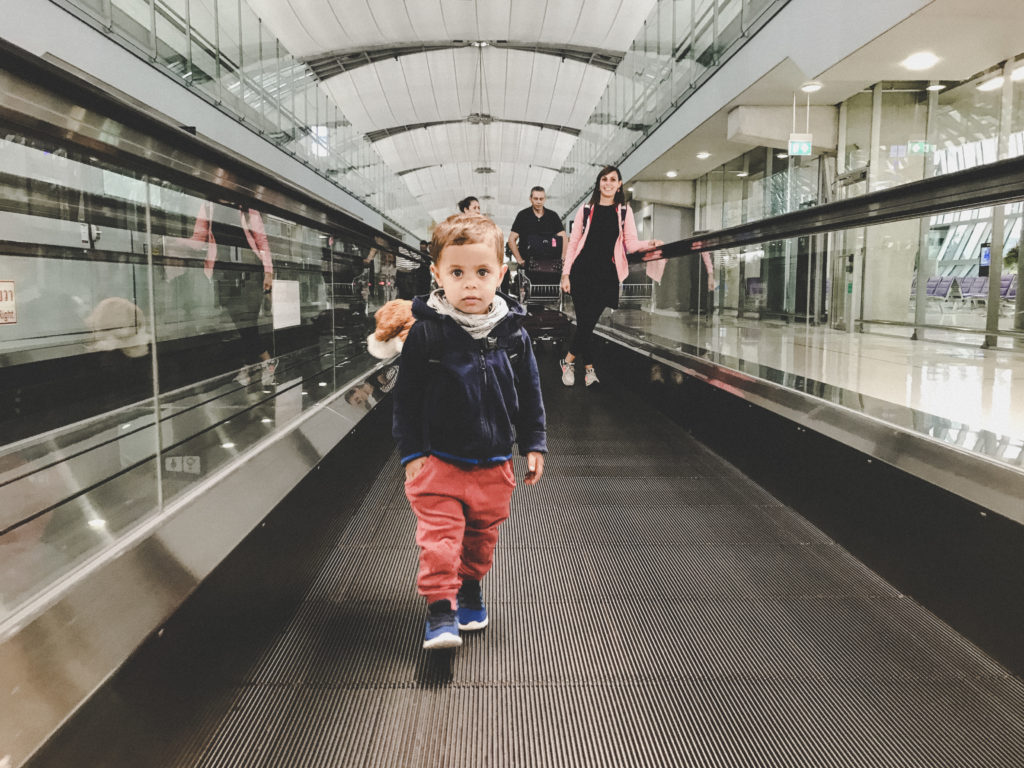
[247,0,657,231]
[248,0,1024,236]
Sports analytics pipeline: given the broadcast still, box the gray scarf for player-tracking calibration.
[427,288,509,339]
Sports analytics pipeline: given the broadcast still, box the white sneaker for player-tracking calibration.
[584,367,600,387]
[560,357,575,386]
[261,358,277,387]
[234,367,251,386]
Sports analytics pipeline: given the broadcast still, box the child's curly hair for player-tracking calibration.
[430,213,503,265]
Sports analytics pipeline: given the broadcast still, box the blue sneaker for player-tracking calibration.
[457,578,488,630]
[423,600,461,650]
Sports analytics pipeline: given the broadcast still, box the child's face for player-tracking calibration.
[430,242,507,315]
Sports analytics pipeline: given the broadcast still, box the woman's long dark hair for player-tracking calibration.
[587,165,625,207]
[457,195,479,212]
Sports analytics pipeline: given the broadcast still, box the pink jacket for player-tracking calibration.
[192,201,273,278]
[563,203,666,283]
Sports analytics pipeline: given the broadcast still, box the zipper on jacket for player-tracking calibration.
[479,347,494,444]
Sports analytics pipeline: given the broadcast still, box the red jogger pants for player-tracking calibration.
[404,455,516,606]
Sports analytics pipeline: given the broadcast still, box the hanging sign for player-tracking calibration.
[788,133,813,156]
[908,139,933,154]
[0,281,15,324]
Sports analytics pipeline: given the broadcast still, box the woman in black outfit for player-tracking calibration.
[559,165,662,388]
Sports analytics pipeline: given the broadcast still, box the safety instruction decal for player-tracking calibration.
[0,281,15,324]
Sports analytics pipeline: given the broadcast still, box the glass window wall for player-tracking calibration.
[0,112,410,618]
[685,52,1024,343]
[551,0,793,213]
[933,69,1004,177]
[60,0,430,238]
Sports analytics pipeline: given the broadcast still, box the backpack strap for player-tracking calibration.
[421,318,444,364]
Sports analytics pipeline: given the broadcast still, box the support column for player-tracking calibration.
[983,60,1012,348]
[912,83,939,338]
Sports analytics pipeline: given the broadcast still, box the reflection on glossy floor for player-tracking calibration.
[609,308,1024,448]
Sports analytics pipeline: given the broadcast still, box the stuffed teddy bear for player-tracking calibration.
[366,299,415,358]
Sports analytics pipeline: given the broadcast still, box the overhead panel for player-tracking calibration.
[373,123,578,170]
[306,42,623,79]
[321,49,602,135]
[370,122,581,181]
[245,0,659,232]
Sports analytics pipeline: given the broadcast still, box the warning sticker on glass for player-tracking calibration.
[0,281,15,324]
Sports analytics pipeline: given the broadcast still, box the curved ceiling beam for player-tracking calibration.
[366,118,580,143]
[305,41,623,80]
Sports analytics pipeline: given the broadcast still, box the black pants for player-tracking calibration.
[217,275,266,365]
[568,292,608,368]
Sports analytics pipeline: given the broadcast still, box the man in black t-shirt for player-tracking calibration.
[508,186,566,285]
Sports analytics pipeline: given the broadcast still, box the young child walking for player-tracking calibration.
[393,213,546,650]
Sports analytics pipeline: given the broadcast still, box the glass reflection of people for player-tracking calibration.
[699,251,716,317]
[396,244,426,300]
[417,239,433,294]
[344,381,376,412]
[382,251,397,301]
[366,235,392,302]
[84,296,153,412]
[344,366,399,412]
[191,200,277,386]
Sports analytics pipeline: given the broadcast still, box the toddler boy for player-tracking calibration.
[394,213,546,650]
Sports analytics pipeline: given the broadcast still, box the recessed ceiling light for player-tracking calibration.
[977,76,1004,92]
[736,171,749,177]
[470,41,489,47]
[901,52,939,71]
[800,81,823,93]
[627,187,635,192]
[665,170,678,178]
[925,84,946,91]
[696,152,711,160]
[776,152,789,159]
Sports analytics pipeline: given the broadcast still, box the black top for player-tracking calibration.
[511,207,563,237]
[569,204,620,309]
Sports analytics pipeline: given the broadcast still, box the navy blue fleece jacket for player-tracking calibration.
[392,292,547,466]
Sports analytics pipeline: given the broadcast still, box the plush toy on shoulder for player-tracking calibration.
[366,299,416,359]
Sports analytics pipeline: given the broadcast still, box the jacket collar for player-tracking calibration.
[412,290,525,336]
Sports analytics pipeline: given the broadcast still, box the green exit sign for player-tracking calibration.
[908,139,933,154]
[788,133,812,156]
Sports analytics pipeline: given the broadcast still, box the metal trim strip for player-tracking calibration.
[0,374,388,768]
[630,154,1024,262]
